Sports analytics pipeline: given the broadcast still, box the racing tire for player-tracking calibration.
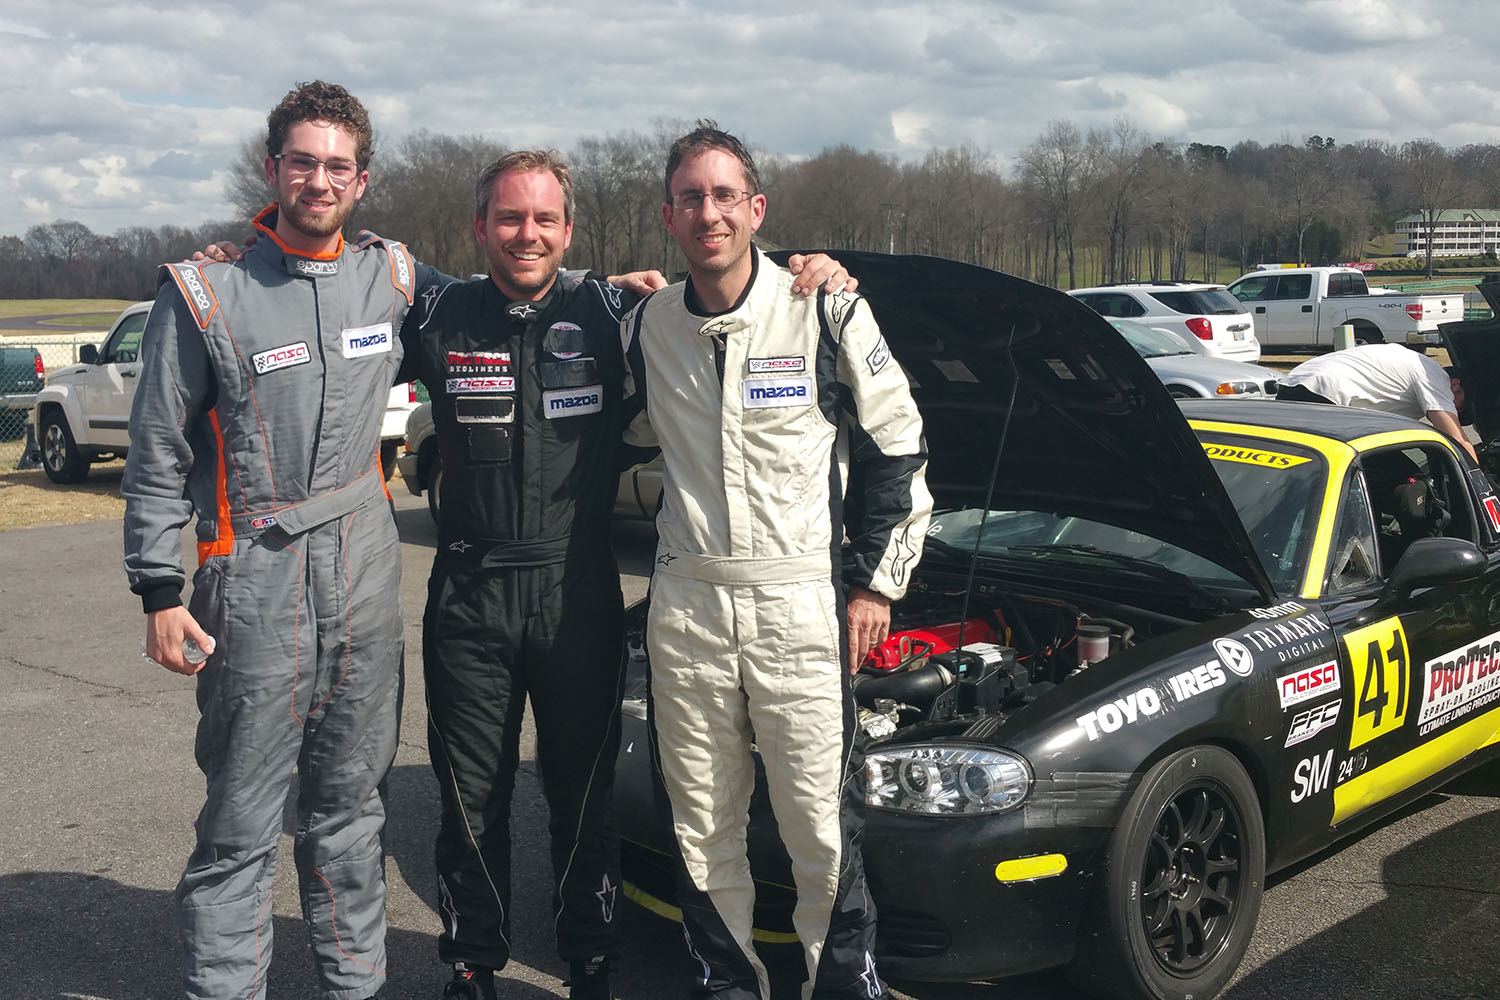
[1070,745,1265,1000]
[40,410,89,484]
[380,440,398,481]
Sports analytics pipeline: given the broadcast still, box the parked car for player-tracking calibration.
[0,344,45,440]
[396,400,662,522]
[32,300,417,484]
[1110,318,1279,399]
[1226,266,1463,349]
[614,252,1500,1000]
[1068,281,1260,362]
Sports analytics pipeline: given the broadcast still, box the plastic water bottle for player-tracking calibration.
[183,635,216,665]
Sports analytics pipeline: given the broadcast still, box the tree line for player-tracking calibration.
[3,117,1498,302]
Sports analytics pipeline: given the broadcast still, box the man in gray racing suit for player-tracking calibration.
[123,81,429,1000]
[622,122,931,1000]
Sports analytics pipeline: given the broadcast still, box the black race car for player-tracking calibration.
[614,259,1500,1000]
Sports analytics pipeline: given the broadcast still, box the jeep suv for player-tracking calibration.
[0,344,44,440]
[1068,282,1261,362]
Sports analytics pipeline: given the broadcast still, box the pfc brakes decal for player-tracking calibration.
[1285,700,1340,748]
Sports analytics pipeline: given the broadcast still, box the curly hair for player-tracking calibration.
[474,149,574,223]
[663,119,759,202]
[265,80,373,168]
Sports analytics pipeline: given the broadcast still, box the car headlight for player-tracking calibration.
[866,745,1031,815]
[1215,381,1260,396]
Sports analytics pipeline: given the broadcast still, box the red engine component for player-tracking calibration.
[861,618,998,672]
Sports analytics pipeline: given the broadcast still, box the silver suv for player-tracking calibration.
[1068,282,1261,362]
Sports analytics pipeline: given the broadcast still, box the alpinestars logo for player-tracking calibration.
[252,341,311,375]
[595,874,617,923]
[508,302,537,320]
[829,289,856,326]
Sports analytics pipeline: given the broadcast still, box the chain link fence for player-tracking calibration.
[2,333,109,471]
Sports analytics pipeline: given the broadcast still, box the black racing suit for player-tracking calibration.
[397,272,644,972]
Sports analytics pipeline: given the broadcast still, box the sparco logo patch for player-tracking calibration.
[748,356,805,374]
[342,323,392,359]
[744,375,814,409]
[1278,660,1340,709]
[867,336,891,376]
[252,341,311,375]
[392,246,411,287]
[180,268,214,314]
[446,377,516,393]
[544,385,603,417]
[293,258,338,277]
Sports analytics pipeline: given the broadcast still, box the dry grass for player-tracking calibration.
[0,464,126,531]
[0,298,136,319]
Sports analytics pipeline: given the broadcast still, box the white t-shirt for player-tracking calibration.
[1281,343,1455,419]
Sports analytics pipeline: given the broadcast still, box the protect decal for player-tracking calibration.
[446,350,512,373]
[1202,443,1312,469]
[1417,627,1500,736]
[1343,616,1409,751]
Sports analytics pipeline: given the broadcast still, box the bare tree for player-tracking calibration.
[1398,139,1462,278]
[1020,120,1089,288]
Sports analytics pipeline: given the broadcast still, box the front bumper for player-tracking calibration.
[396,452,422,495]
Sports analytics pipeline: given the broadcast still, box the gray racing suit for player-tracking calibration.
[122,207,423,1000]
[621,247,931,1000]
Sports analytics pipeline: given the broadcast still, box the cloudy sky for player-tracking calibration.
[3,0,1496,238]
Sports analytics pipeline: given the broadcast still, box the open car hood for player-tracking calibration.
[774,251,1276,599]
[1441,278,1500,451]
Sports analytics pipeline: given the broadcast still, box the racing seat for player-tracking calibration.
[1365,452,1450,569]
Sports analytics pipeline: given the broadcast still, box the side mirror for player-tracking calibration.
[79,344,99,365]
[1380,537,1486,605]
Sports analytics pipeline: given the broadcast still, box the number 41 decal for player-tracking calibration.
[1342,616,1410,751]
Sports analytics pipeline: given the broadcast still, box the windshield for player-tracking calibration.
[922,433,1326,596]
[1150,288,1245,316]
[1110,319,1191,358]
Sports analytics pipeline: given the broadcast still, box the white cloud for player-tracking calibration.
[0,0,1496,236]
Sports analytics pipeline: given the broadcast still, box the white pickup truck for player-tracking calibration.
[31,301,418,484]
[1225,266,1464,349]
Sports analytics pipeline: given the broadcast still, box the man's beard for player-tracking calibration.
[281,197,353,240]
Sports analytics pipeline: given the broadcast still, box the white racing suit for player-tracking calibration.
[621,248,931,1000]
[122,207,424,1000]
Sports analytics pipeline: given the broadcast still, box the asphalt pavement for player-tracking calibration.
[3,482,1500,1000]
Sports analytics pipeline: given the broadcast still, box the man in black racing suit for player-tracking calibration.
[396,150,642,1000]
[399,150,855,1000]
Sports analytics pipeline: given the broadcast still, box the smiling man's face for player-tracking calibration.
[475,167,573,301]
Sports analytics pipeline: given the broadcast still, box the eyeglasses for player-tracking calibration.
[670,188,754,213]
[273,153,361,188]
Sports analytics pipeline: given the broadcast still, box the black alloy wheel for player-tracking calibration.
[1072,745,1265,1000]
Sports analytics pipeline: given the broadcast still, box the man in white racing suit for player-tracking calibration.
[621,121,932,1000]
